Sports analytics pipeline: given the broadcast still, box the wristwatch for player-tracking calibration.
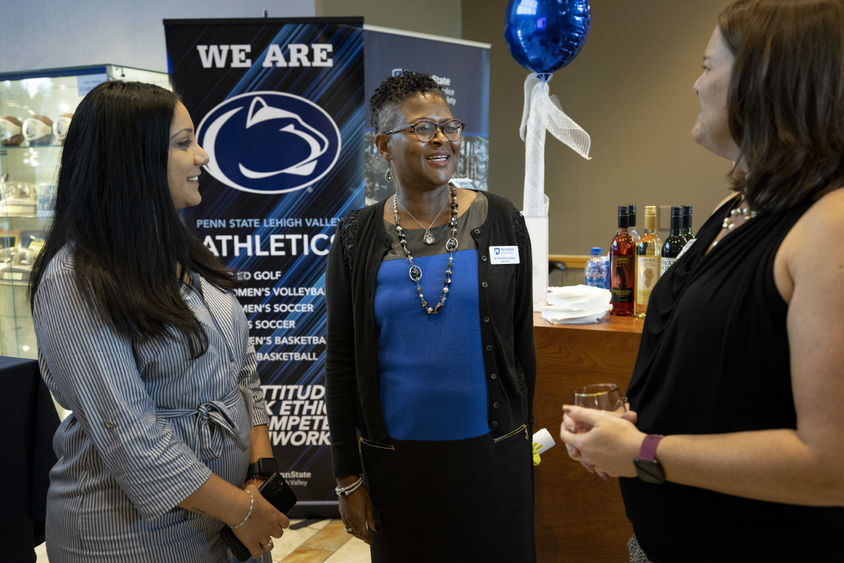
[634,434,665,484]
[247,457,278,480]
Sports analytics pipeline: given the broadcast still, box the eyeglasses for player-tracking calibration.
[385,119,465,142]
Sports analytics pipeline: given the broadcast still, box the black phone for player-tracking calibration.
[220,472,298,561]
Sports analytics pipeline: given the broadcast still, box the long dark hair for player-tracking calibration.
[719,0,844,211]
[29,81,237,359]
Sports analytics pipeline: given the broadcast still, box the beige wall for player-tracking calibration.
[463,0,734,254]
[316,0,461,37]
[319,0,734,255]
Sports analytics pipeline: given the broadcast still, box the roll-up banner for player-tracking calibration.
[164,19,489,518]
[164,17,364,518]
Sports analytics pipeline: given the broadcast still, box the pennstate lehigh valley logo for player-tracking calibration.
[197,91,341,194]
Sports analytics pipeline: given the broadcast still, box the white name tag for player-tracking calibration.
[489,245,520,265]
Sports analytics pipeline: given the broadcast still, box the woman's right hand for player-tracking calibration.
[338,483,377,545]
[562,406,638,478]
[560,405,644,480]
[232,482,291,558]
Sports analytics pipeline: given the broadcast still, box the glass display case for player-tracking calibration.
[0,65,170,358]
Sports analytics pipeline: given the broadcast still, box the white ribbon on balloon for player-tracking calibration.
[519,72,591,309]
[520,72,591,217]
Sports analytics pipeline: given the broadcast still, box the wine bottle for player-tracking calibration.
[627,204,640,244]
[610,205,635,316]
[635,205,661,317]
[681,204,694,243]
[661,206,685,274]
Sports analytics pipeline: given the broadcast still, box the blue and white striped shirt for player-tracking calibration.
[34,245,269,562]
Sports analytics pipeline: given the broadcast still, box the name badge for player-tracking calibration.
[489,245,520,265]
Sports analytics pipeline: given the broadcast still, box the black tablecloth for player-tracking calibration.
[0,356,59,563]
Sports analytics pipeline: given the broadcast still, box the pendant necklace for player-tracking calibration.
[392,184,459,314]
[396,195,449,245]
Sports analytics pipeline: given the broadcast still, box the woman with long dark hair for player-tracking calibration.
[30,81,288,562]
[561,1,844,560]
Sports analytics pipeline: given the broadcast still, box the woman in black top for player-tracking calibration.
[561,1,844,560]
[325,71,536,562]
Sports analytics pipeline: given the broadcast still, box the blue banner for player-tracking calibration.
[164,17,365,517]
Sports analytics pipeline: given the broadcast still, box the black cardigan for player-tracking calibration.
[324,190,536,477]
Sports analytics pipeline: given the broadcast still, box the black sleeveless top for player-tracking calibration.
[620,196,844,561]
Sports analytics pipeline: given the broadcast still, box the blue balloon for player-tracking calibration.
[505,0,592,78]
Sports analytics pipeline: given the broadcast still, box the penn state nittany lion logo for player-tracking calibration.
[197,91,341,194]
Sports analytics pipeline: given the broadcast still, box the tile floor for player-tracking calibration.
[35,519,370,562]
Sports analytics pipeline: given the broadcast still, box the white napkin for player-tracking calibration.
[541,284,611,324]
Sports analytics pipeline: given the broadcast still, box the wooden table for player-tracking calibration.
[532,313,644,562]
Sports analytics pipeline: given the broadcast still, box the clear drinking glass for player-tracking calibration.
[572,383,626,431]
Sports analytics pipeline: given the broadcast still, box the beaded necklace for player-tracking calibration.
[711,193,758,249]
[392,184,459,315]
[721,193,757,231]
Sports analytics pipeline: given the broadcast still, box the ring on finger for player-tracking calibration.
[344,526,353,533]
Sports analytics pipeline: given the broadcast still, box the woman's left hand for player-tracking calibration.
[560,405,644,479]
[339,485,377,544]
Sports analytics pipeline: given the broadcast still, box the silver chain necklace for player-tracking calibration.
[397,196,449,245]
[392,184,459,315]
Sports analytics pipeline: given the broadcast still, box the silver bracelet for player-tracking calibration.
[231,488,254,529]
[334,476,363,497]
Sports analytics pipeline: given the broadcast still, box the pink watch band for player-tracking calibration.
[638,434,664,462]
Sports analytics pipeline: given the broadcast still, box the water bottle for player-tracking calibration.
[585,247,608,288]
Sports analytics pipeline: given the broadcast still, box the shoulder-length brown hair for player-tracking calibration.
[719,0,844,211]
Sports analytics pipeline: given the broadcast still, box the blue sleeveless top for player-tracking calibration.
[374,193,489,441]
